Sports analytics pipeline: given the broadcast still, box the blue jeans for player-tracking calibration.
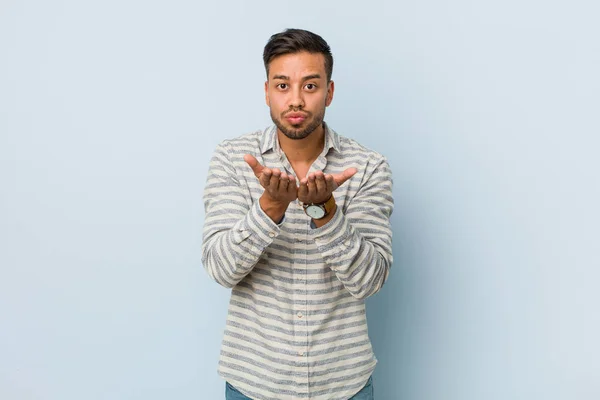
[225,376,374,399]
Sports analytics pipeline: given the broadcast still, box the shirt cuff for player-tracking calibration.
[309,206,354,259]
[276,214,286,226]
[238,200,282,248]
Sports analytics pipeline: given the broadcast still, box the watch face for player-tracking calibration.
[306,205,326,219]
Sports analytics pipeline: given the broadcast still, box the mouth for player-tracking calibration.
[284,112,308,125]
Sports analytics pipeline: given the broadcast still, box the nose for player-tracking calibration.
[289,86,305,109]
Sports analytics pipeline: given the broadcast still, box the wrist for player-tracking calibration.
[312,204,337,228]
[259,193,289,222]
[303,195,336,221]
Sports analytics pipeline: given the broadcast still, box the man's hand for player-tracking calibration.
[244,154,297,222]
[297,168,357,205]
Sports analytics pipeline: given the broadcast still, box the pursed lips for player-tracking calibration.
[284,112,308,124]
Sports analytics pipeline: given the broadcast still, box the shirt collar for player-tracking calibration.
[260,122,341,155]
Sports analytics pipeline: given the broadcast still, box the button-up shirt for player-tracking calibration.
[202,123,393,400]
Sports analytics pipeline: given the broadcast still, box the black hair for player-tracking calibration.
[263,28,333,81]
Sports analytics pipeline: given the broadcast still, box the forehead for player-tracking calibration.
[268,51,326,79]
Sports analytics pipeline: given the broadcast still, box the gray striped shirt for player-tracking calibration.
[202,123,393,400]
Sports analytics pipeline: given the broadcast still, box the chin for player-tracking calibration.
[284,130,312,140]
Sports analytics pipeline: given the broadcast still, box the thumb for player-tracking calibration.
[333,167,358,188]
[244,154,264,177]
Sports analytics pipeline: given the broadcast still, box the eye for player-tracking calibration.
[305,83,317,90]
[277,83,288,90]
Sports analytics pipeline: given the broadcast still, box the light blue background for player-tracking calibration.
[1,1,599,399]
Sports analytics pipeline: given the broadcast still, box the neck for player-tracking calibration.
[277,124,325,164]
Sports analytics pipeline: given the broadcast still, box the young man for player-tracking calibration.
[202,28,393,400]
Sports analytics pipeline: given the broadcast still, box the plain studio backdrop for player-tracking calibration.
[1,1,598,399]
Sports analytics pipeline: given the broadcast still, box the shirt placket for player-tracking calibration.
[279,152,310,398]
[286,149,332,399]
[301,150,331,398]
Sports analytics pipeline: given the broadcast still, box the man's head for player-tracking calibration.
[263,28,333,82]
[263,29,335,140]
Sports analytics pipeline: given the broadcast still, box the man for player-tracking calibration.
[202,28,393,400]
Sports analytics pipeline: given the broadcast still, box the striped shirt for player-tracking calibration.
[202,123,394,400]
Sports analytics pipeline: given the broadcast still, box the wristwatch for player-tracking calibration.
[302,196,336,220]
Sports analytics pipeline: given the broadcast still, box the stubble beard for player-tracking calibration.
[271,107,326,140]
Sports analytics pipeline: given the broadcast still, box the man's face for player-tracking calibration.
[265,51,334,140]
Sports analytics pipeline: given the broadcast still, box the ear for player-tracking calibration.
[325,80,335,107]
[264,81,270,106]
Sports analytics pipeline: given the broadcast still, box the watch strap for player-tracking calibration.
[321,195,336,215]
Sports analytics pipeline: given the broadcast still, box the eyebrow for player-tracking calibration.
[272,74,322,81]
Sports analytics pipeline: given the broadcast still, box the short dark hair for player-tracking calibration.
[263,28,334,82]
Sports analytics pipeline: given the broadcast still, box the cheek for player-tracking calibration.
[315,94,329,108]
[269,96,286,110]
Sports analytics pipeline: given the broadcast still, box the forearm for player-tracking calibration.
[202,200,282,288]
[310,207,392,300]
[311,157,394,299]
[202,143,287,288]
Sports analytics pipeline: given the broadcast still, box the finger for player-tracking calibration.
[307,174,317,196]
[289,175,297,186]
[259,167,272,187]
[271,168,281,181]
[314,171,327,194]
[298,178,308,200]
[325,174,336,193]
[333,167,358,188]
[269,170,281,190]
[287,176,298,195]
[279,172,289,191]
[243,154,264,178]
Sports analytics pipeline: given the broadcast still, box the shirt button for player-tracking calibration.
[298,351,304,356]
[297,312,303,318]
[268,232,275,238]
